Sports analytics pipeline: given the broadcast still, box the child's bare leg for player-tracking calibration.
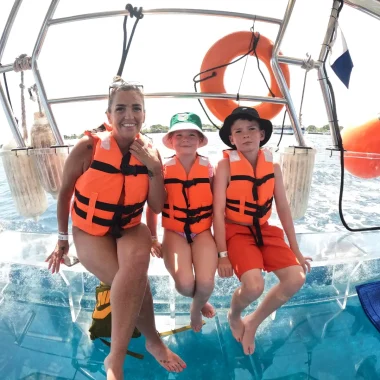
[242,265,305,355]
[191,230,218,332]
[229,269,264,343]
[162,229,195,297]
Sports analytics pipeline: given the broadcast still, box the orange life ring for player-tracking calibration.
[341,117,380,179]
[200,31,290,122]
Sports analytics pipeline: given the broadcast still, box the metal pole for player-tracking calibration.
[0,0,25,147]
[0,63,13,74]
[278,55,321,68]
[48,92,288,105]
[271,0,306,147]
[31,0,64,145]
[344,0,380,21]
[0,0,23,60]
[317,0,341,147]
[49,8,282,26]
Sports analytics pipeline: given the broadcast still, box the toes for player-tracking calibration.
[243,343,255,355]
[162,360,185,373]
[168,363,177,372]
[173,362,184,372]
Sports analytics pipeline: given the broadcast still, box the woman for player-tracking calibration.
[46,81,186,379]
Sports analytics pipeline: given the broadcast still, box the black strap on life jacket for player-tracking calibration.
[76,152,148,237]
[90,152,148,176]
[225,197,273,219]
[228,172,274,246]
[73,200,144,236]
[230,173,274,202]
[164,178,209,208]
[163,177,211,243]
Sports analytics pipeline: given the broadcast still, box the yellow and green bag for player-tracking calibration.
[89,282,143,359]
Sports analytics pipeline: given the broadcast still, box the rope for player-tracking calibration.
[13,54,32,72]
[19,71,28,141]
[298,53,314,129]
[28,84,43,116]
[116,4,143,78]
[193,24,276,128]
[298,70,308,127]
[236,23,256,104]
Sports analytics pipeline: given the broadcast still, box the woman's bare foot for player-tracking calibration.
[146,339,187,372]
[227,309,245,343]
[190,302,203,332]
[241,313,259,355]
[104,354,124,380]
[201,302,216,318]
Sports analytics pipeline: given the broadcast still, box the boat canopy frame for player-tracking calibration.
[0,0,377,148]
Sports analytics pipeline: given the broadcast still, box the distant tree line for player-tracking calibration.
[306,125,344,133]
[63,124,344,139]
[144,123,219,133]
[64,134,84,139]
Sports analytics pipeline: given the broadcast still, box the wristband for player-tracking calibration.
[151,236,158,242]
[218,251,228,258]
[58,233,69,241]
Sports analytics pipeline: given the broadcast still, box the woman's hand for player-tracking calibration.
[218,257,233,278]
[129,139,161,173]
[46,240,69,274]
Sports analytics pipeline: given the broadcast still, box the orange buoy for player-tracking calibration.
[200,31,290,122]
[341,116,380,179]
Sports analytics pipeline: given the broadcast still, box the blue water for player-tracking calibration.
[1,133,380,234]
[2,278,380,379]
[1,133,380,379]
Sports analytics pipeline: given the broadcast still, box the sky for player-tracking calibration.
[0,0,380,145]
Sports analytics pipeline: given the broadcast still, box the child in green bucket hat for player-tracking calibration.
[149,112,218,332]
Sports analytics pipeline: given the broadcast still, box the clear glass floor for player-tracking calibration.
[1,284,380,379]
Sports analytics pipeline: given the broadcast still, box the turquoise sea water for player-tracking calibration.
[1,132,380,379]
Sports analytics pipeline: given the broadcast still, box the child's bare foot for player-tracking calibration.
[104,354,124,380]
[190,302,203,332]
[146,339,187,372]
[227,309,245,343]
[241,314,259,355]
[201,302,216,318]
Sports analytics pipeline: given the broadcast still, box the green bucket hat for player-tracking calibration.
[162,112,208,149]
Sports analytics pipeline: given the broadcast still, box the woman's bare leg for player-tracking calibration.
[73,226,185,376]
[137,282,186,372]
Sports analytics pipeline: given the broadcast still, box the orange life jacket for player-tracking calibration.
[162,155,213,242]
[71,130,149,237]
[224,149,275,246]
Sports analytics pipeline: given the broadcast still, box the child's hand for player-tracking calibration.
[296,252,312,273]
[218,257,233,278]
[151,239,163,258]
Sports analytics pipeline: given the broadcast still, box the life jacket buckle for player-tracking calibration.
[120,163,137,176]
[183,179,195,188]
[190,215,201,224]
